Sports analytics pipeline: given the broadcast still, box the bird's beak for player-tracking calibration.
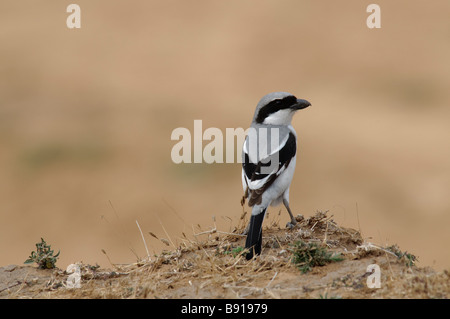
[292,99,311,110]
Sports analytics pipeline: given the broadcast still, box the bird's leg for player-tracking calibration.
[283,199,297,229]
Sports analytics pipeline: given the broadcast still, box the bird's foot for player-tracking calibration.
[286,220,297,229]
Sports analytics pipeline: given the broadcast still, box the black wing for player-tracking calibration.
[243,132,296,206]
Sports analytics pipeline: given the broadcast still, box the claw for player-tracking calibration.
[286,221,297,229]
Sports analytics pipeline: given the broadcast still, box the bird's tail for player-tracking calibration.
[245,208,266,260]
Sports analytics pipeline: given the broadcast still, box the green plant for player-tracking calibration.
[387,244,417,267]
[228,246,245,258]
[24,238,60,269]
[220,245,246,258]
[290,240,343,273]
[319,292,342,299]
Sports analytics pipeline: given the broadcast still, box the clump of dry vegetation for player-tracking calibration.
[290,240,344,273]
[1,211,449,299]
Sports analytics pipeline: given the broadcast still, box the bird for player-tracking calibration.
[241,92,311,260]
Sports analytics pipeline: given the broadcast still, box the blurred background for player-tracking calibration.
[1,1,449,271]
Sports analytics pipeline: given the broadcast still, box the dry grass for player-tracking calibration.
[1,211,449,299]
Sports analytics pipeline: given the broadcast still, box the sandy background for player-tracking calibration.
[1,1,449,271]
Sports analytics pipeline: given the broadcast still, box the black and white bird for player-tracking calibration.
[242,92,311,260]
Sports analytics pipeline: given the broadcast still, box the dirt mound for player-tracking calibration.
[1,212,449,299]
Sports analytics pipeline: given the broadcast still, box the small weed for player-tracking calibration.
[229,246,245,258]
[319,292,342,299]
[290,240,343,273]
[387,245,417,267]
[24,238,60,269]
[220,246,246,258]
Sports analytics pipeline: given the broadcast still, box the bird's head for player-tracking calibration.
[253,92,311,125]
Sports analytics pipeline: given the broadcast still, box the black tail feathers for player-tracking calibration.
[245,210,266,260]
